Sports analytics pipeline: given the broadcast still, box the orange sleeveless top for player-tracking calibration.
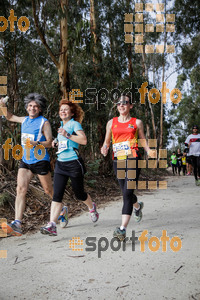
[111,117,139,158]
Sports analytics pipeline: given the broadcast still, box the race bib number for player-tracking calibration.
[57,140,68,154]
[21,133,34,146]
[113,141,131,157]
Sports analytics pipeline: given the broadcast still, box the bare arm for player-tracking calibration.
[58,127,87,145]
[136,119,156,158]
[0,98,25,123]
[30,121,53,148]
[100,119,113,156]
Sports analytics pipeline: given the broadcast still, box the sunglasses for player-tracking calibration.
[116,100,130,106]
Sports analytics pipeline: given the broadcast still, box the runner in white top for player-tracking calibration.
[185,125,200,186]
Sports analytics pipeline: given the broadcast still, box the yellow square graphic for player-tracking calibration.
[138,181,146,189]
[145,24,154,32]
[156,3,164,12]
[0,107,7,117]
[127,181,136,189]
[0,250,7,259]
[148,181,157,189]
[138,160,146,168]
[135,13,143,22]
[127,160,136,168]
[125,13,133,22]
[135,3,143,12]
[145,3,154,12]
[117,160,126,169]
[138,139,147,148]
[117,170,125,179]
[166,45,175,53]
[145,45,154,53]
[127,170,136,179]
[0,218,7,237]
[0,76,7,84]
[159,160,167,168]
[135,34,143,43]
[135,45,143,53]
[159,181,167,189]
[135,24,143,32]
[156,45,164,53]
[125,34,133,43]
[156,24,164,32]
[156,14,164,22]
[124,24,133,32]
[166,24,175,32]
[159,149,167,158]
[166,14,175,22]
[148,139,157,147]
[0,86,7,95]
[148,160,157,168]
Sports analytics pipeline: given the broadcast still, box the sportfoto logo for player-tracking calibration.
[0,10,30,32]
[69,230,182,258]
[124,3,175,53]
[69,82,181,107]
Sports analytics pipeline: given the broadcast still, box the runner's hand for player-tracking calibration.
[101,145,109,157]
[58,127,67,137]
[148,149,157,158]
[0,98,6,107]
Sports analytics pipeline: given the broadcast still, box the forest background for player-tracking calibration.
[0,0,200,176]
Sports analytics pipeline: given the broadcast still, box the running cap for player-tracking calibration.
[24,93,47,115]
[192,125,198,129]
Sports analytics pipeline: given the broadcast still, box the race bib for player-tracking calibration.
[21,133,34,146]
[56,140,68,154]
[113,141,131,157]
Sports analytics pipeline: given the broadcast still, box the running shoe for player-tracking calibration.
[134,202,144,223]
[58,206,68,228]
[1,221,22,236]
[40,222,57,236]
[186,172,191,176]
[113,227,126,241]
[89,203,99,223]
[195,179,200,186]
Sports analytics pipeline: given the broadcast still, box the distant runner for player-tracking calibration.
[171,152,177,175]
[185,125,200,186]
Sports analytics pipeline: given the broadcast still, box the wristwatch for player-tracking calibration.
[37,141,41,145]
[66,132,71,139]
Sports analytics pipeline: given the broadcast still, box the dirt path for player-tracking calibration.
[0,175,200,300]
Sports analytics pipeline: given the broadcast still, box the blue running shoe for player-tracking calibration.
[58,206,68,228]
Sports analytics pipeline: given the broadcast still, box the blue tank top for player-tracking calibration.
[21,116,50,164]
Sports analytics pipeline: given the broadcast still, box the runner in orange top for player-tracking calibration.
[101,94,154,241]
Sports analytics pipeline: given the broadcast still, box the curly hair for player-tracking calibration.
[59,99,84,123]
[24,93,47,115]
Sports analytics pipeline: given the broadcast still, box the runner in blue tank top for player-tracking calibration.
[0,93,53,236]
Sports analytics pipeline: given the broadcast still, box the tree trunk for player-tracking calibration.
[90,0,98,73]
[32,0,70,98]
[159,0,167,149]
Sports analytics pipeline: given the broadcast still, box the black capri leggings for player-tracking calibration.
[113,156,141,216]
[191,155,200,180]
[53,160,87,202]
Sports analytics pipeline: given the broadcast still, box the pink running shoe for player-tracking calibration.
[40,222,57,236]
[89,203,99,223]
